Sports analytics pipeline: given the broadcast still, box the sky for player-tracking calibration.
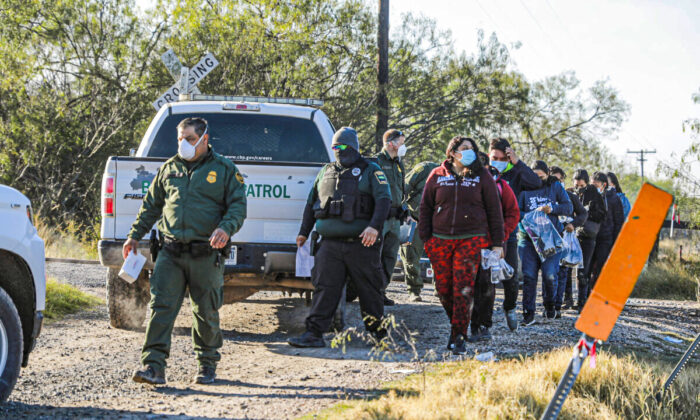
[136,0,700,178]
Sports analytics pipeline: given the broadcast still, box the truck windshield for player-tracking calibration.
[148,113,330,163]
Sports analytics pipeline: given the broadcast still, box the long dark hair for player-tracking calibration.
[445,136,483,174]
[607,172,623,193]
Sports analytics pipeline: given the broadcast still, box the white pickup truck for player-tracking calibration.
[98,95,335,329]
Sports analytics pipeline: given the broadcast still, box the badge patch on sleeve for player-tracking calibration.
[207,171,217,184]
[375,171,388,184]
[235,172,245,184]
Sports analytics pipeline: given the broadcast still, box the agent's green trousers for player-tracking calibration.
[399,231,425,294]
[380,218,401,291]
[141,249,224,371]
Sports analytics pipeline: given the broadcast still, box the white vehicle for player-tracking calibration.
[0,185,46,402]
[98,95,335,329]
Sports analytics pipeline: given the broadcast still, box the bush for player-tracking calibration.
[44,278,102,321]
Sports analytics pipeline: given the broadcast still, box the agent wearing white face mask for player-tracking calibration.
[124,117,247,386]
[362,129,408,307]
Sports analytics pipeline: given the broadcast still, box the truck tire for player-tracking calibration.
[106,268,150,330]
[0,286,23,403]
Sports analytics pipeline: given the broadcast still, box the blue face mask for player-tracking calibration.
[457,149,476,166]
[491,160,508,173]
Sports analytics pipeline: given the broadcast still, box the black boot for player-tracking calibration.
[288,331,325,348]
[452,334,467,355]
[194,366,216,384]
[132,365,165,385]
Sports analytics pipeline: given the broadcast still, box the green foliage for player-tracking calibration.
[0,0,634,233]
[45,278,102,321]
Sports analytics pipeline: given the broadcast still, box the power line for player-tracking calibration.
[627,149,656,182]
[517,0,564,57]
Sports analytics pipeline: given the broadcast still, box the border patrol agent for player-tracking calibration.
[374,129,407,306]
[123,117,247,385]
[399,161,438,301]
[289,127,392,348]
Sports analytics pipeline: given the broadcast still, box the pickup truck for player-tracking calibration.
[0,184,46,402]
[98,95,335,329]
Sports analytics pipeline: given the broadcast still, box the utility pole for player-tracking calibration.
[376,0,389,151]
[627,149,656,182]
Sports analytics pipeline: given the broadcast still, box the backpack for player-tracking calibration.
[617,192,631,218]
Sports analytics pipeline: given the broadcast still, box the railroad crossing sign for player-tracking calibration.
[152,50,219,111]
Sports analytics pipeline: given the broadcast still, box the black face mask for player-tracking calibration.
[334,147,360,167]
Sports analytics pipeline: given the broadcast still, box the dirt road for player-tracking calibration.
[2,262,698,419]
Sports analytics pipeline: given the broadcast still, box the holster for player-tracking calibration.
[149,230,162,263]
[309,231,321,257]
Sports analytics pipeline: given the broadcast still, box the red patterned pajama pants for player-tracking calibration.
[424,236,489,337]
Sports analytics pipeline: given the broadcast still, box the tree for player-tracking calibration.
[512,72,630,172]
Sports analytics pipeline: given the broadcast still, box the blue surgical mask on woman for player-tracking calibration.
[457,149,476,166]
[491,160,508,173]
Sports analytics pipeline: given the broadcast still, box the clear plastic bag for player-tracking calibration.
[560,231,584,268]
[481,249,514,284]
[521,210,564,262]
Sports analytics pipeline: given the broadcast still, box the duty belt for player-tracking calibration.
[162,237,214,258]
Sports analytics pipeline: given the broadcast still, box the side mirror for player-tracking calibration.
[129,148,136,157]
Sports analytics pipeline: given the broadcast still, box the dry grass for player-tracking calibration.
[633,238,700,301]
[305,348,700,420]
[44,278,102,321]
[36,218,98,260]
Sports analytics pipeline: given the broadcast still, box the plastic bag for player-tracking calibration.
[521,210,563,262]
[481,249,514,284]
[560,231,584,268]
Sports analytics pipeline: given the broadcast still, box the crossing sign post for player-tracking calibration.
[153,50,219,111]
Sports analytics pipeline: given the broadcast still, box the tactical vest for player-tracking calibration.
[313,159,375,222]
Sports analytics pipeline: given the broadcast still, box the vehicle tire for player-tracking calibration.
[0,286,23,403]
[106,268,150,330]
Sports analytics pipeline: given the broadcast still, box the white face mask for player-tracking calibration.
[178,126,207,161]
[397,143,407,158]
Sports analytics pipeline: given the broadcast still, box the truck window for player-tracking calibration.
[148,113,330,163]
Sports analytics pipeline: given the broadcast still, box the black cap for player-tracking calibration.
[331,127,360,151]
[533,160,549,174]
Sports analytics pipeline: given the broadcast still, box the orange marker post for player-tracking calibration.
[576,183,673,340]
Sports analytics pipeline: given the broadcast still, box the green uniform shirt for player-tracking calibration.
[128,146,247,242]
[376,149,405,209]
[403,161,439,219]
[307,161,392,238]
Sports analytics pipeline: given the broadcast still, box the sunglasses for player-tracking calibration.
[389,130,404,142]
[331,144,349,151]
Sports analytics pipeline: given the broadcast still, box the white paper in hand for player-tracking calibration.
[119,251,147,283]
[295,239,314,278]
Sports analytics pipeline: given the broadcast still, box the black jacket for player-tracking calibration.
[498,160,542,199]
[598,189,624,240]
[566,190,588,229]
[577,184,606,224]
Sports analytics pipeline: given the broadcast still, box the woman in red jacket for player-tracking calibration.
[419,137,505,355]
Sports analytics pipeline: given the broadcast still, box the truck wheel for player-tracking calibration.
[0,286,23,403]
[106,268,150,330]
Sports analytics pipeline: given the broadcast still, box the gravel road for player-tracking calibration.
[1,262,698,419]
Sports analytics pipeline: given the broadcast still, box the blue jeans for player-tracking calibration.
[519,240,561,315]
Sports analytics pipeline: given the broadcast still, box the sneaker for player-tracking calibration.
[562,299,574,310]
[542,309,556,320]
[554,309,562,319]
[468,326,491,343]
[446,331,456,350]
[408,292,422,302]
[383,295,395,306]
[371,328,387,343]
[132,365,165,385]
[505,309,519,332]
[452,334,467,355]
[288,331,325,348]
[194,366,216,384]
[522,312,536,326]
